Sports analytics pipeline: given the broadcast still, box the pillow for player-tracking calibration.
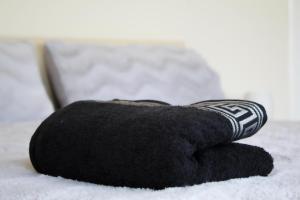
[45,42,224,107]
[0,42,53,122]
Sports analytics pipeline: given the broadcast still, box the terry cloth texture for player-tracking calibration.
[29,100,273,189]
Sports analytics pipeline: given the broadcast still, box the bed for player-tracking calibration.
[0,39,299,199]
[0,121,299,200]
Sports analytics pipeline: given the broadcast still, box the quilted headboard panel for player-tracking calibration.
[0,42,53,121]
[45,42,224,106]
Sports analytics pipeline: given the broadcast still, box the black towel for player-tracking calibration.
[29,100,273,189]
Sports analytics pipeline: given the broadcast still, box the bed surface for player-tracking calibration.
[0,121,299,200]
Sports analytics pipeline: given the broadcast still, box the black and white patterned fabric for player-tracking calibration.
[190,100,267,140]
[110,99,267,141]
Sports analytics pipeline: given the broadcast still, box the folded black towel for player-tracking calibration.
[29,100,273,189]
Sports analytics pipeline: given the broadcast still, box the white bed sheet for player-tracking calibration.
[0,121,299,200]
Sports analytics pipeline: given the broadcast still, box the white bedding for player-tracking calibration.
[0,121,299,200]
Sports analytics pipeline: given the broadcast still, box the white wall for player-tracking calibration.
[290,0,300,120]
[0,0,290,120]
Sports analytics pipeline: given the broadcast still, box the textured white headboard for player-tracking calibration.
[44,41,223,107]
[0,37,185,105]
[0,41,54,121]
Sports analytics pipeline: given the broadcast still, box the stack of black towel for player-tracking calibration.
[29,99,273,189]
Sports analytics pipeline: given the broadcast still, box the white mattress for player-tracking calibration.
[0,121,299,200]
